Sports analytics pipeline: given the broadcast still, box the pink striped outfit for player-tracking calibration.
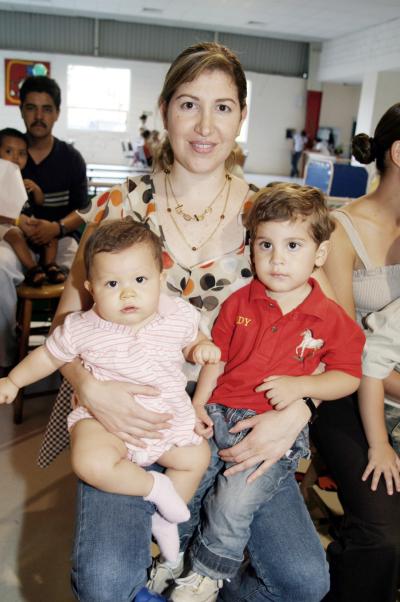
[45,294,202,465]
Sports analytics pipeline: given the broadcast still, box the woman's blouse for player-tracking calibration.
[37,174,257,467]
[333,210,400,325]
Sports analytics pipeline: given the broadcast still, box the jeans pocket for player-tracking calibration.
[285,426,310,462]
[207,404,257,450]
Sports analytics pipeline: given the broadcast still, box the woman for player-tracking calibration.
[40,42,329,602]
[311,104,400,602]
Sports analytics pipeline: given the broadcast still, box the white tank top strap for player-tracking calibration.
[333,209,373,270]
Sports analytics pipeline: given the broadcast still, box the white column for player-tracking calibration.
[356,71,400,135]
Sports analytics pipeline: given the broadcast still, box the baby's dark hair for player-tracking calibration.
[84,218,163,278]
[245,183,335,246]
[352,103,400,175]
[0,127,27,147]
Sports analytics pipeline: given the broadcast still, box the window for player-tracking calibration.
[67,65,130,132]
[236,80,251,144]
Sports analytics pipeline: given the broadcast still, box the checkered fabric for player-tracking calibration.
[37,379,72,467]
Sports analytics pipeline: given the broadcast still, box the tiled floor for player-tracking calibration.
[0,388,343,602]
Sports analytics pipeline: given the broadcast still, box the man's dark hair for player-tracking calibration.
[0,127,27,147]
[19,76,61,110]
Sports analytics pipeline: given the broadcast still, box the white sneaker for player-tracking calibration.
[170,571,222,602]
[147,554,184,594]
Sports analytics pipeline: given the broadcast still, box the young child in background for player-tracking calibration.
[0,127,65,286]
[168,183,366,602]
[0,218,217,561]
[358,298,400,496]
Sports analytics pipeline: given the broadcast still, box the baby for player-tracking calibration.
[0,127,65,286]
[0,218,218,560]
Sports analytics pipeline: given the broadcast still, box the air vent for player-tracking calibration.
[142,7,163,13]
[247,20,267,26]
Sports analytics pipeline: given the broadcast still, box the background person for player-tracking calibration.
[311,103,400,602]
[39,42,329,602]
[290,129,307,177]
[0,127,49,286]
[0,75,87,376]
[358,298,400,494]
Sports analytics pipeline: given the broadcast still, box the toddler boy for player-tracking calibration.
[167,183,366,602]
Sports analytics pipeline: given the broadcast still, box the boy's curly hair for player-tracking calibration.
[245,182,335,246]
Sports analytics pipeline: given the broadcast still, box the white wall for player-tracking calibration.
[0,48,307,175]
[319,18,400,83]
[319,82,361,154]
[246,71,307,175]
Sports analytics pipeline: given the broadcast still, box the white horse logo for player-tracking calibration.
[295,329,324,359]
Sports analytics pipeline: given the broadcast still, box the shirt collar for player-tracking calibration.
[249,277,330,320]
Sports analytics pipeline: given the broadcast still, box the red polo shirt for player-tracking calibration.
[209,278,365,413]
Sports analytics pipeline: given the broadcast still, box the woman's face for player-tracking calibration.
[163,69,247,176]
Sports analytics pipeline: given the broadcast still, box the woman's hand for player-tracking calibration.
[219,399,311,483]
[67,367,172,447]
[362,442,400,495]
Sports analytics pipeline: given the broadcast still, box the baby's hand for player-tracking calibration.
[193,404,214,439]
[23,178,39,193]
[362,442,400,495]
[192,341,221,365]
[0,377,19,405]
[255,375,303,410]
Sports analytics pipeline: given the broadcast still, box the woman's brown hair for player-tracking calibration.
[154,42,247,171]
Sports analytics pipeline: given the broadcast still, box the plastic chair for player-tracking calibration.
[14,282,64,424]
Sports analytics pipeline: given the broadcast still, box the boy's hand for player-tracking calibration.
[362,442,400,495]
[23,178,40,194]
[255,375,304,410]
[192,341,221,365]
[193,404,214,439]
[0,377,19,404]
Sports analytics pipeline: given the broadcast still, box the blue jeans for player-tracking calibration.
[180,405,329,602]
[71,414,329,602]
[71,481,154,601]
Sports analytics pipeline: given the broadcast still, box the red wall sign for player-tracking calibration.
[4,59,51,105]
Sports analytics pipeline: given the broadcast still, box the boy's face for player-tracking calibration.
[0,136,28,170]
[84,242,163,329]
[20,91,59,140]
[252,218,329,300]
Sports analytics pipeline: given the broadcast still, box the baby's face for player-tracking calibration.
[0,136,28,171]
[85,242,162,330]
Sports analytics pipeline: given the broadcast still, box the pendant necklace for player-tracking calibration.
[164,170,232,252]
[165,169,230,222]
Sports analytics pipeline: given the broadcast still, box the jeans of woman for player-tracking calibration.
[311,395,400,602]
[71,418,329,602]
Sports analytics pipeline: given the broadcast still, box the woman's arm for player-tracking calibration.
[358,375,400,494]
[383,371,400,400]
[51,222,96,330]
[322,219,357,319]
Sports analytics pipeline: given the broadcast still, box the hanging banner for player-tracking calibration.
[4,59,51,105]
